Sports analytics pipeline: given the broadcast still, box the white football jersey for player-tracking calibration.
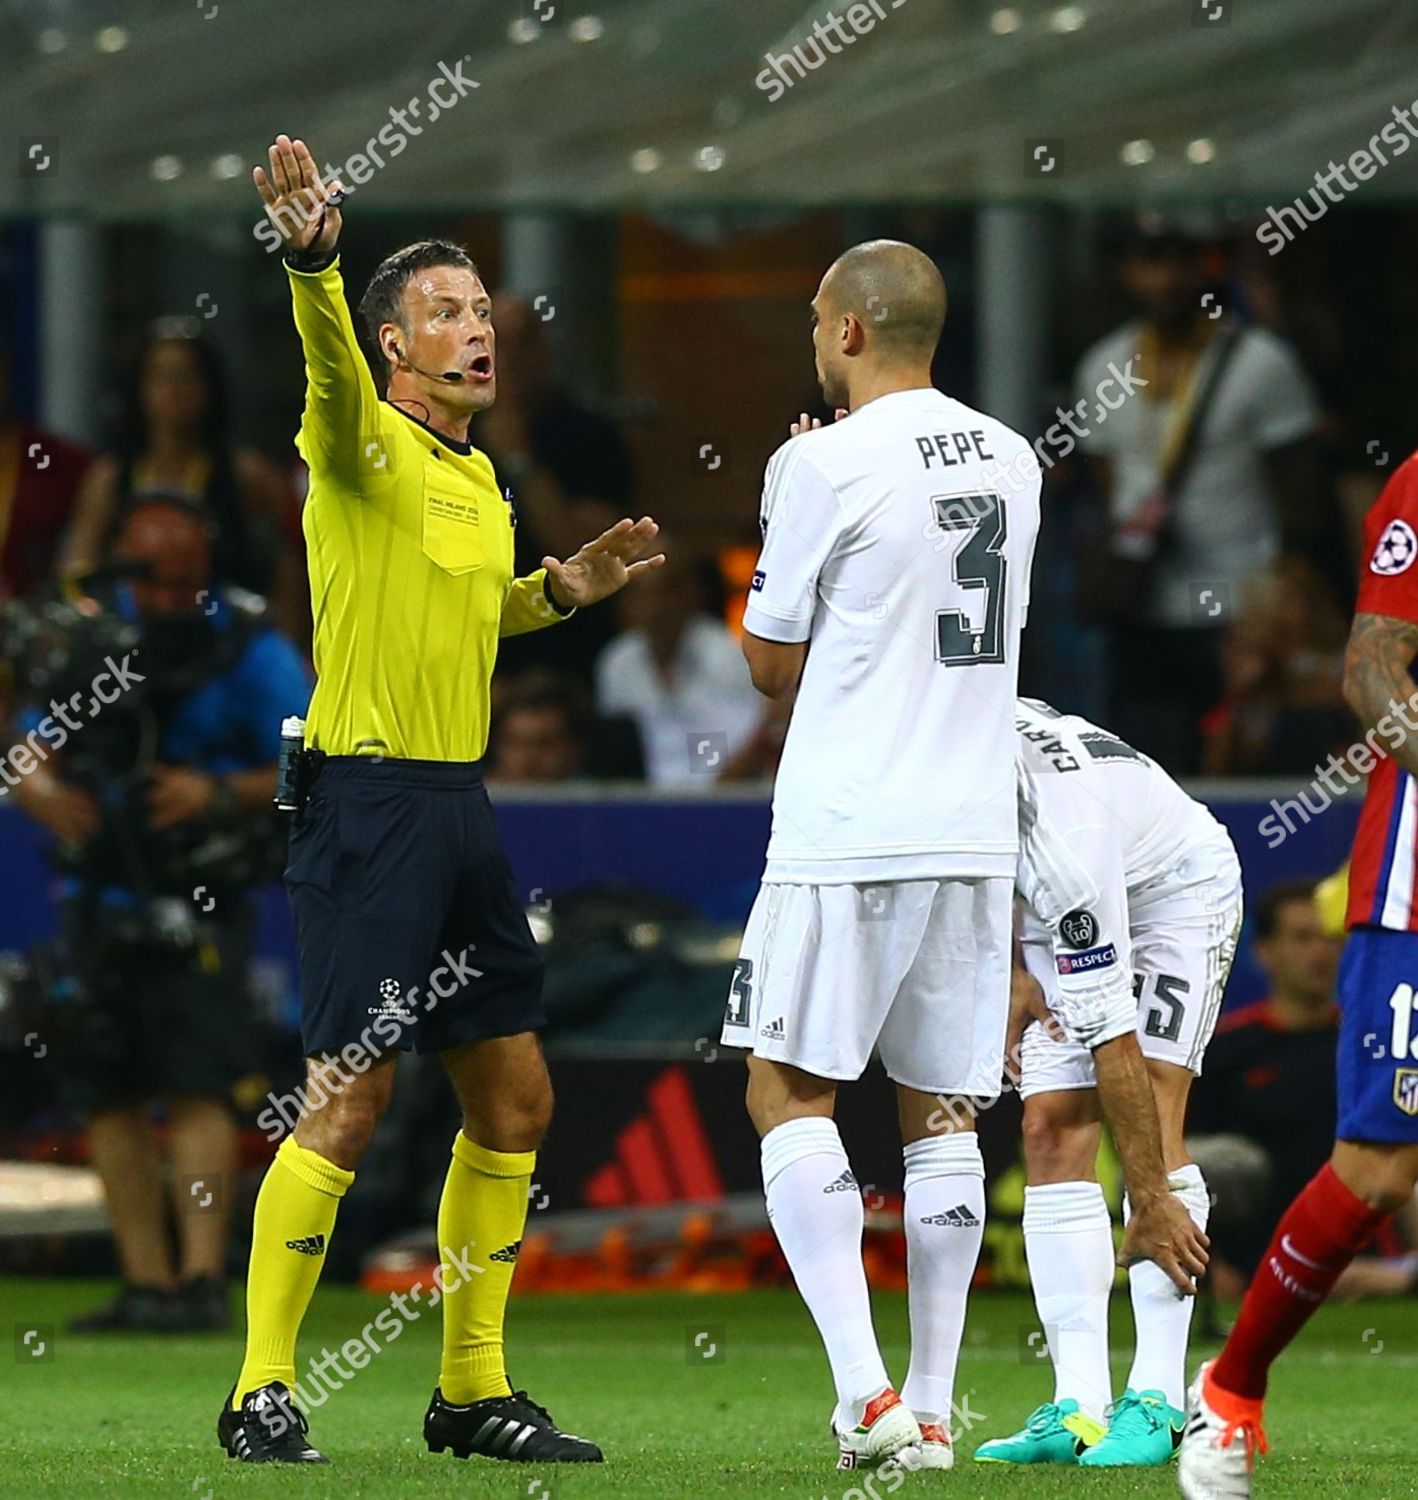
[744,388,1041,883]
[1015,697,1240,927]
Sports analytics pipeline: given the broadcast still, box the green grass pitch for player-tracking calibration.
[3,1279,1416,1497]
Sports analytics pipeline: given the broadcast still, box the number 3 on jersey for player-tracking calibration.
[933,491,1007,667]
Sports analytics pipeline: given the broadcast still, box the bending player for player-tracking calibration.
[977,697,1240,1469]
[1179,453,1418,1499]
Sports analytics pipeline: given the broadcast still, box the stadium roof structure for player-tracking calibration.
[1,0,1416,219]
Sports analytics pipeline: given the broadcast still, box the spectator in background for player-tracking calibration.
[1074,218,1325,773]
[1234,242,1359,610]
[14,496,310,1331]
[1200,557,1354,776]
[61,320,298,609]
[0,335,91,601]
[1189,880,1341,1282]
[489,672,589,783]
[715,692,793,783]
[595,548,764,787]
[487,669,645,783]
[472,293,635,685]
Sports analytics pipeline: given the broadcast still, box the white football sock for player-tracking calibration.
[1124,1163,1209,1409]
[1023,1180,1114,1422]
[900,1132,986,1426]
[761,1117,889,1425]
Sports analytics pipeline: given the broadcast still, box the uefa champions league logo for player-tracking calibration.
[1371,519,1417,576]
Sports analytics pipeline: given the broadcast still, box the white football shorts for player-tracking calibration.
[1018,876,1244,1098]
[720,876,1013,1095]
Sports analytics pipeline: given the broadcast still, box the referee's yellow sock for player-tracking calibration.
[437,1132,535,1404]
[232,1135,354,1408]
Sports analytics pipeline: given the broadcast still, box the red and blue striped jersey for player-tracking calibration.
[1348,453,1418,931]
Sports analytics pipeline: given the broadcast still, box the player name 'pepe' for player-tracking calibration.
[915,429,996,469]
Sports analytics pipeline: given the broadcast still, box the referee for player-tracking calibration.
[220,135,662,1466]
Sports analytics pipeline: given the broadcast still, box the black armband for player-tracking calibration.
[284,246,338,275]
[543,571,575,617]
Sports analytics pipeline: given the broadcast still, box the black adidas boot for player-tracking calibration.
[424,1387,603,1462]
[218,1382,328,1463]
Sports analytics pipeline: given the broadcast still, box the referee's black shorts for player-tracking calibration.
[285,757,545,1058]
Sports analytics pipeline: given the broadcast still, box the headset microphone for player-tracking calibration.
[392,343,465,383]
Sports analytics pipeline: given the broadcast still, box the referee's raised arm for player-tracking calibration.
[254,135,379,489]
[223,141,669,1466]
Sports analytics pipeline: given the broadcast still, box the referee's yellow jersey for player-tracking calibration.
[287,258,569,762]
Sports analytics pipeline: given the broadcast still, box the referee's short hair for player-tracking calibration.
[357,239,481,365]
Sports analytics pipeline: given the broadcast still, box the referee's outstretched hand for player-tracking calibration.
[543,517,665,609]
[253,134,344,255]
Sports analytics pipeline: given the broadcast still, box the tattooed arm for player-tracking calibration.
[1343,612,1418,775]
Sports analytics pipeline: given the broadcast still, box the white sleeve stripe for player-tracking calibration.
[1015,763,1100,925]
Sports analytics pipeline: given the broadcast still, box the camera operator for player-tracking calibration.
[10,494,310,1332]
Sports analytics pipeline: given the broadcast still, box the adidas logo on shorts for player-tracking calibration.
[920,1204,981,1228]
[489,1240,522,1264]
[759,1016,786,1040]
[823,1169,859,1194]
[285,1234,327,1256]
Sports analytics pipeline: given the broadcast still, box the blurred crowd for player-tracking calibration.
[0,215,1391,786]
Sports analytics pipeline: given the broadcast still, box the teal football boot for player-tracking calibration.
[1078,1388,1185,1467]
[973,1399,1106,1464]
